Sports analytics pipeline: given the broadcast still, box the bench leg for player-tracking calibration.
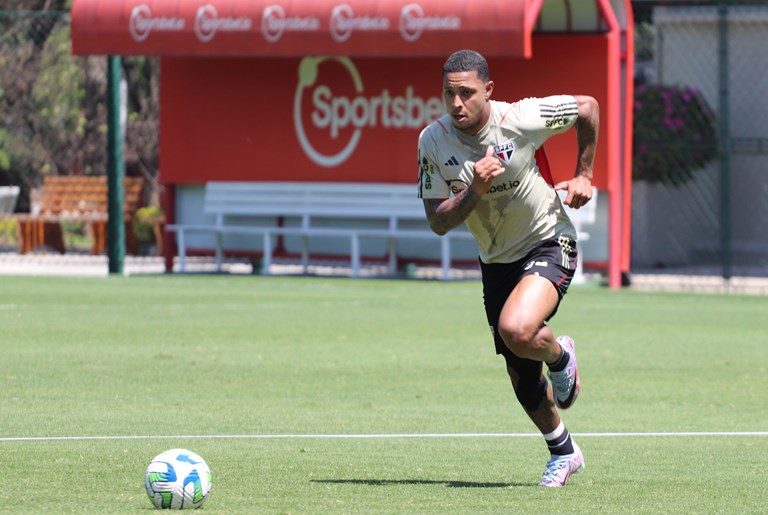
[17,219,32,254]
[262,233,272,275]
[90,221,104,255]
[153,221,164,256]
[301,235,309,274]
[177,230,187,272]
[44,220,65,254]
[387,237,397,276]
[350,234,360,278]
[441,237,451,281]
[214,232,223,272]
[124,220,138,255]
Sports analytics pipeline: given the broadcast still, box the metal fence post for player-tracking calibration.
[107,55,125,274]
[718,3,732,280]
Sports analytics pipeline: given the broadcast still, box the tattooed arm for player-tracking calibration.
[423,189,482,236]
[553,95,599,209]
[423,145,504,236]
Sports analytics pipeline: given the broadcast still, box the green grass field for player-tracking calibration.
[0,275,766,512]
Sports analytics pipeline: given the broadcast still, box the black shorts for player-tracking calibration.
[481,234,577,356]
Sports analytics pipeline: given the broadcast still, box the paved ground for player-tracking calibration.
[628,272,768,295]
[1,251,766,295]
[0,252,480,280]
[0,252,169,277]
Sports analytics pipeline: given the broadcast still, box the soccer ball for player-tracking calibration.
[145,449,212,509]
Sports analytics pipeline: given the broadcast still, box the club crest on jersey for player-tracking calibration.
[493,141,515,164]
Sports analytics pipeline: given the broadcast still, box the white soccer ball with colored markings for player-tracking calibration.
[145,449,212,509]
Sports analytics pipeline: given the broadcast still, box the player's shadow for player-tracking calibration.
[311,479,534,488]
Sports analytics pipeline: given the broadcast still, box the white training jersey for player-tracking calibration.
[418,96,579,264]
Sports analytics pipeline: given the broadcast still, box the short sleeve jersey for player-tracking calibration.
[418,96,579,264]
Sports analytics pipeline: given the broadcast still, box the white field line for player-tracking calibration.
[0,431,767,442]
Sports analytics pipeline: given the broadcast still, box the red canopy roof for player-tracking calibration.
[71,0,542,58]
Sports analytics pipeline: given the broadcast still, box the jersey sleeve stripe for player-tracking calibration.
[540,102,578,118]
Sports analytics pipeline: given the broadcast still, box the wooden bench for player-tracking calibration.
[13,176,146,254]
[166,182,476,279]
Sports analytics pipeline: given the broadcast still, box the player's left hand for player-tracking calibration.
[554,175,593,209]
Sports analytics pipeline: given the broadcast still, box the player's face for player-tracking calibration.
[442,70,493,135]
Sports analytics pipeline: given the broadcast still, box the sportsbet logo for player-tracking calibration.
[194,4,252,43]
[129,4,185,42]
[294,57,443,168]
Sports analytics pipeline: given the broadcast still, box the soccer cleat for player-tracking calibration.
[548,335,581,409]
[539,441,585,487]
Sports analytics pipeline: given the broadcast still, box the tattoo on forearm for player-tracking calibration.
[427,187,481,234]
[576,118,596,180]
[576,107,598,180]
[453,187,480,220]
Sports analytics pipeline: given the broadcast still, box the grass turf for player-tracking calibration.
[0,275,766,512]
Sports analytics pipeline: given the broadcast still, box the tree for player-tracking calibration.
[0,5,159,210]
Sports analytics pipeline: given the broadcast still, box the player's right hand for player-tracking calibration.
[472,146,505,194]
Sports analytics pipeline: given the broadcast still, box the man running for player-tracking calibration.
[418,49,598,487]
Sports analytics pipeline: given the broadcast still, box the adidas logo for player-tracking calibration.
[444,156,460,167]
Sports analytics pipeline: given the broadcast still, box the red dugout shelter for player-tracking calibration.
[71,0,633,287]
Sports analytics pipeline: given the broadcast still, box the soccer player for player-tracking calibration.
[418,50,598,487]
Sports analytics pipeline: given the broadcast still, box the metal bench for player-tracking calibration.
[166,182,475,279]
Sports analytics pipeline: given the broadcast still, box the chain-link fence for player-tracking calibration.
[0,8,159,253]
[631,0,768,279]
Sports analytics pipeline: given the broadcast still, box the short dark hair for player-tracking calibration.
[442,50,490,82]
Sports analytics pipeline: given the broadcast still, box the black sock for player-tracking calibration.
[546,426,575,456]
[547,348,570,372]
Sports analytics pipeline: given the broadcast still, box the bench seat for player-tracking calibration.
[166,182,475,279]
[166,182,597,280]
